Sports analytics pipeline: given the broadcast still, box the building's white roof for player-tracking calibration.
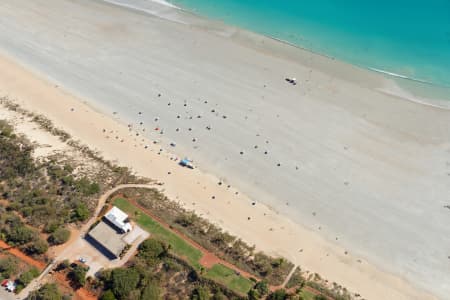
[105,206,132,232]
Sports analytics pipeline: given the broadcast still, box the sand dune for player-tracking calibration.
[0,0,449,299]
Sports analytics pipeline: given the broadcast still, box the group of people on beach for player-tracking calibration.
[95,76,308,227]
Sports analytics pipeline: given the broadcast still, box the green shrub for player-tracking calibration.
[0,120,13,137]
[140,283,160,300]
[44,222,60,234]
[138,239,167,260]
[247,288,259,300]
[110,268,140,300]
[19,267,40,286]
[6,225,35,245]
[268,289,288,300]
[211,291,226,300]
[191,286,210,300]
[75,178,100,196]
[254,280,269,296]
[27,283,62,300]
[69,264,88,287]
[15,283,25,294]
[101,290,116,300]
[0,257,18,278]
[49,227,70,245]
[73,203,89,221]
[0,130,34,179]
[26,238,49,255]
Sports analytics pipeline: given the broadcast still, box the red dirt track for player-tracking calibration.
[0,240,45,270]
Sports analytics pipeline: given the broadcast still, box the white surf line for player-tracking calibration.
[369,67,433,85]
[104,0,178,9]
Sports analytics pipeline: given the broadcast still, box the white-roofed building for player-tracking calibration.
[104,206,132,233]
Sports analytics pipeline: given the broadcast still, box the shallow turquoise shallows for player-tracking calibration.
[169,0,450,88]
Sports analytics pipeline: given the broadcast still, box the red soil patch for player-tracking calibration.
[53,271,97,300]
[73,286,97,300]
[0,240,45,270]
[199,252,218,268]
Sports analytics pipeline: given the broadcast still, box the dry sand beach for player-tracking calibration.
[0,0,449,299]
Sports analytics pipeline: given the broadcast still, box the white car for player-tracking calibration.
[79,257,87,264]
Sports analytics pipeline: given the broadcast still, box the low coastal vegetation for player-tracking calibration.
[26,283,66,300]
[94,238,243,300]
[112,188,293,285]
[0,111,141,263]
[285,267,353,300]
[0,100,355,299]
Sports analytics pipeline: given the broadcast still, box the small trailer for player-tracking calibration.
[5,280,16,292]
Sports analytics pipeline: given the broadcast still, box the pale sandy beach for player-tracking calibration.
[0,0,449,299]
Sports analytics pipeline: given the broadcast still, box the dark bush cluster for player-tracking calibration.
[27,283,63,300]
[0,209,48,256]
[98,238,237,300]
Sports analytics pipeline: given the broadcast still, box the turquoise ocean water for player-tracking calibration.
[169,0,450,89]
